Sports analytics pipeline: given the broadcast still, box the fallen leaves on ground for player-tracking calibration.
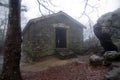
[22,62,110,80]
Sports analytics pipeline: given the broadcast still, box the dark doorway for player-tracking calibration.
[56,27,67,48]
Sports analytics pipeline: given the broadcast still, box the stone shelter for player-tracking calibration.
[22,11,85,60]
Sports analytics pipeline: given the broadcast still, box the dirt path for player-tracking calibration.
[21,55,88,72]
[21,55,111,80]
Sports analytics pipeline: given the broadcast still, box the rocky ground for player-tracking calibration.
[21,55,111,80]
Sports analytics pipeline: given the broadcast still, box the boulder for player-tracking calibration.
[104,67,120,80]
[103,51,120,61]
[93,23,118,52]
[93,8,120,52]
[89,54,104,65]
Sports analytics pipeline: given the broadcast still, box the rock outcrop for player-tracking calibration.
[104,67,120,80]
[103,51,120,61]
[93,8,120,52]
[89,54,104,65]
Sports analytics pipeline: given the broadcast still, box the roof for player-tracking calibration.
[23,11,86,34]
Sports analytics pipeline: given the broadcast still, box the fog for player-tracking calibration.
[22,0,120,39]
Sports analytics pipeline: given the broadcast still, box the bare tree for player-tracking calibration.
[0,0,27,38]
[80,0,100,38]
[0,1,8,8]
[0,0,27,12]
[36,0,55,15]
[0,0,22,80]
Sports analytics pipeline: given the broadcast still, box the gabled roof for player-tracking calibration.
[23,11,86,34]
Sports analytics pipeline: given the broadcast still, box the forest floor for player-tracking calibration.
[21,55,111,80]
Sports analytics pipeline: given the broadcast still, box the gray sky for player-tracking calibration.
[22,0,120,23]
[22,0,120,39]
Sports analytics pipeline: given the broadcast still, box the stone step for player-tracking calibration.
[112,62,120,67]
[55,48,71,52]
[55,48,76,59]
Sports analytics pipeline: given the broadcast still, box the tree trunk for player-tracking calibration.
[0,0,22,80]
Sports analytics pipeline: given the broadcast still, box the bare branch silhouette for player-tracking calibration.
[0,1,27,12]
[37,0,55,15]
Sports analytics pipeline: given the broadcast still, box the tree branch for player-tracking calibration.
[0,2,27,12]
[37,0,55,15]
[0,2,9,8]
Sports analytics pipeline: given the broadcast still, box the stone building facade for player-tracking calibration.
[22,11,85,60]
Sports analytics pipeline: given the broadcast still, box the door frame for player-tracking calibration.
[55,27,67,48]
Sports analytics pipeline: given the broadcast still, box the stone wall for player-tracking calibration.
[22,21,55,62]
[22,15,84,61]
[69,24,83,53]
